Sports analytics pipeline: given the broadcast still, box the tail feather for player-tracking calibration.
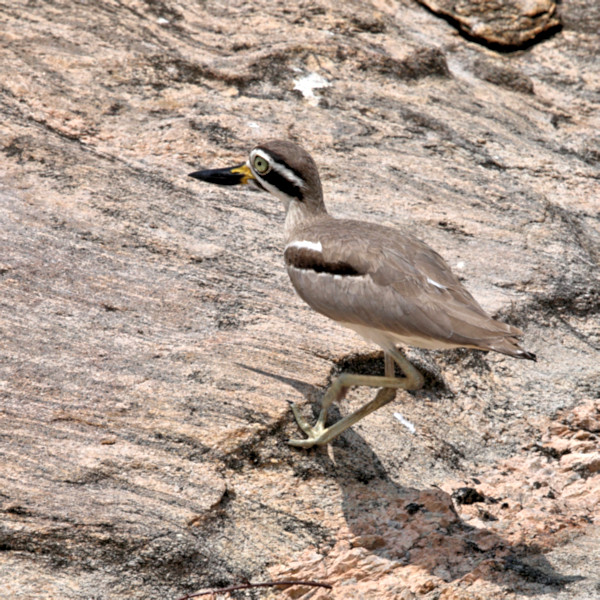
[488,337,537,361]
[516,349,537,361]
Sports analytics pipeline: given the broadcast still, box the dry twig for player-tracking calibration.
[176,579,332,599]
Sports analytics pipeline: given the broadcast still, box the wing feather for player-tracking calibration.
[286,218,525,352]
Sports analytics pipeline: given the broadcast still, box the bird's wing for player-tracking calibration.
[284,219,523,350]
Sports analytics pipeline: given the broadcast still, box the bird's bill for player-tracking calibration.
[188,163,255,186]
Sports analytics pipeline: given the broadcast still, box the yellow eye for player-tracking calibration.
[253,155,270,174]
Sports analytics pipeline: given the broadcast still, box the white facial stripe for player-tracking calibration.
[250,148,269,165]
[427,277,447,290]
[270,160,304,189]
[250,149,304,189]
[285,240,323,253]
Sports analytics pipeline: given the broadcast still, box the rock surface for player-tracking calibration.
[1,1,598,599]
[416,0,561,48]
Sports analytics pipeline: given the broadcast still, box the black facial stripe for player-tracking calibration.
[262,168,303,200]
[284,247,362,276]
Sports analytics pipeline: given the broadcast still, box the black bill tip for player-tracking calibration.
[188,163,250,186]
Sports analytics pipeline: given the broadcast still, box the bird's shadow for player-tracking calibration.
[237,363,321,402]
[236,357,583,595]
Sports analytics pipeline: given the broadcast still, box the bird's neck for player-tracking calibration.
[284,197,330,242]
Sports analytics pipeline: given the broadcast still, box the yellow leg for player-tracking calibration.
[288,348,424,448]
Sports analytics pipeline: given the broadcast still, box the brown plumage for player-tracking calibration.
[285,218,535,360]
[189,139,535,447]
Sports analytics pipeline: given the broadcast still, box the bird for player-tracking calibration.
[189,140,535,448]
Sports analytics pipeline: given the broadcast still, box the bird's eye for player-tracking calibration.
[253,155,270,174]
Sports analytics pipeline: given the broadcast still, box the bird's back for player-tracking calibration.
[284,217,534,360]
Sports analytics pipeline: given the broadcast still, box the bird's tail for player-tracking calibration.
[488,337,537,361]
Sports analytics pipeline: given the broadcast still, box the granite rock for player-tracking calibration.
[1,0,598,598]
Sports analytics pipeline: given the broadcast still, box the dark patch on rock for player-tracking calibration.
[452,486,486,505]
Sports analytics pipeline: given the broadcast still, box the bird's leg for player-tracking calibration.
[289,348,424,448]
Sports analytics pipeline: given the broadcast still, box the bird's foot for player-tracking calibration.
[288,403,329,448]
